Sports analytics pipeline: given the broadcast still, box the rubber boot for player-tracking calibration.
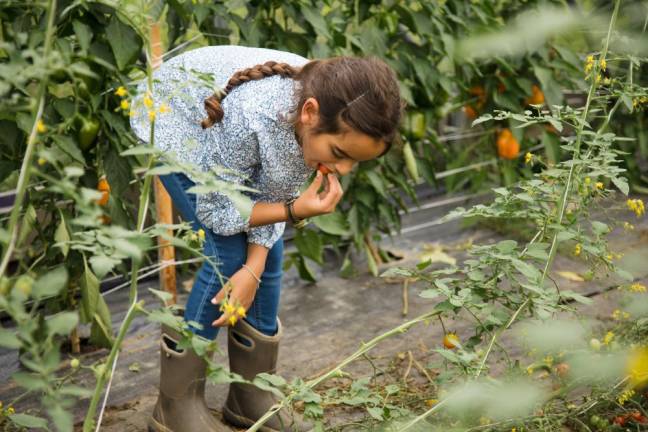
[223,319,311,432]
[148,325,230,432]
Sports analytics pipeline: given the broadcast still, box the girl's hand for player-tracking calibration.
[293,171,343,218]
[211,267,259,327]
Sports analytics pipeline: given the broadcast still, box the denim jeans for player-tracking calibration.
[158,173,283,339]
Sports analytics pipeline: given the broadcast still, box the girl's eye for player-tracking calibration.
[331,148,343,159]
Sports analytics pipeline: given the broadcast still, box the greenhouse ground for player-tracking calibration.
[1,192,647,431]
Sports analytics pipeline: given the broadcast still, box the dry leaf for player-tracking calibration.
[556,271,585,282]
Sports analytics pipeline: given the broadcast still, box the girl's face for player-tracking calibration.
[296,97,387,176]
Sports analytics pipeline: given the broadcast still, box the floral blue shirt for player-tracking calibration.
[130,45,313,248]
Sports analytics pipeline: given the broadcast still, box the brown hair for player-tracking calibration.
[201,57,403,153]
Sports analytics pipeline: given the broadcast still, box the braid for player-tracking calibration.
[201,61,300,129]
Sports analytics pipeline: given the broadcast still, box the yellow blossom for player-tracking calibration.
[115,86,128,97]
[197,229,205,241]
[627,199,645,217]
[159,103,171,114]
[425,399,438,407]
[120,99,130,110]
[600,58,607,70]
[148,110,156,121]
[584,55,594,73]
[627,346,648,388]
[236,306,246,318]
[7,406,14,414]
[624,222,634,231]
[524,152,533,164]
[36,119,47,133]
[543,355,554,366]
[603,331,614,345]
[629,283,646,293]
[222,302,235,315]
[526,365,534,375]
[611,309,628,320]
[617,388,635,405]
[143,95,154,108]
[595,182,603,190]
[228,315,238,326]
[573,243,582,256]
[37,157,47,166]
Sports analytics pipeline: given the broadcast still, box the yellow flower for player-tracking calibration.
[543,355,554,367]
[603,331,614,345]
[573,243,582,256]
[595,182,604,190]
[584,55,594,73]
[624,222,634,231]
[159,103,170,114]
[223,303,235,315]
[524,152,533,164]
[425,399,438,407]
[7,406,14,414]
[629,283,646,293]
[143,95,154,109]
[627,346,648,388]
[611,309,628,320]
[36,119,47,133]
[617,388,635,405]
[148,110,156,121]
[600,58,607,70]
[37,157,47,166]
[236,306,246,318]
[526,365,534,375]
[228,315,238,326]
[197,229,205,241]
[120,99,130,110]
[115,86,128,97]
[627,199,645,217]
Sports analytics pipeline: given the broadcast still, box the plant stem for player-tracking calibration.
[82,300,144,432]
[246,311,441,432]
[0,0,58,278]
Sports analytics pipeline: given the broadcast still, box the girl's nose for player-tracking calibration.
[335,159,356,176]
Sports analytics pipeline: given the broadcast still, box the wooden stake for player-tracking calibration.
[150,21,176,305]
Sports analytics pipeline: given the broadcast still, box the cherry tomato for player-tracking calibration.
[318,164,332,175]
[443,333,460,349]
[96,177,110,206]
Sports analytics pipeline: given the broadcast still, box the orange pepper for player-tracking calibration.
[497,128,520,160]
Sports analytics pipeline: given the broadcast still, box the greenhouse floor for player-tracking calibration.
[1,193,647,431]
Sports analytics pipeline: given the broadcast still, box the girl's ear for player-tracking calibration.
[300,97,320,127]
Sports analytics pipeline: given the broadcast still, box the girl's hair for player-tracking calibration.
[201,57,403,153]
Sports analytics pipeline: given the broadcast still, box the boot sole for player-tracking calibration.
[222,404,278,432]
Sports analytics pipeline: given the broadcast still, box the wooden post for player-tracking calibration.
[150,21,177,305]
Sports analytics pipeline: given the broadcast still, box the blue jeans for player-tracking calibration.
[158,173,283,339]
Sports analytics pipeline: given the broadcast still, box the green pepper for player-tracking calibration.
[78,117,100,150]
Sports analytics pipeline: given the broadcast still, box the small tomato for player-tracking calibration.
[443,332,460,349]
[96,177,110,206]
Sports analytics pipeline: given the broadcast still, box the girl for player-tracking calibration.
[130,45,402,432]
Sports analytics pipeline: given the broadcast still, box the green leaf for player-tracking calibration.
[33,266,68,300]
[610,176,629,195]
[12,372,47,391]
[295,255,317,283]
[47,312,79,336]
[89,255,120,280]
[106,16,142,71]
[294,229,323,265]
[0,329,21,349]
[48,404,73,432]
[367,406,383,420]
[72,20,92,52]
[311,212,350,236]
[51,135,85,165]
[54,211,70,258]
[365,171,388,199]
[80,258,100,323]
[9,413,48,429]
[104,145,133,196]
[89,295,114,348]
[300,5,331,38]
[512,259,541,281]
[365,244,378,277]
[149,288,174,303]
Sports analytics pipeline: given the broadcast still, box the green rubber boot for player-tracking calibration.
[223,318,311,432]
[148,326,230,432]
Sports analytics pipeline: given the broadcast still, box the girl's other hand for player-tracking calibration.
[211,267,259,327]
[294,171,343,218]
